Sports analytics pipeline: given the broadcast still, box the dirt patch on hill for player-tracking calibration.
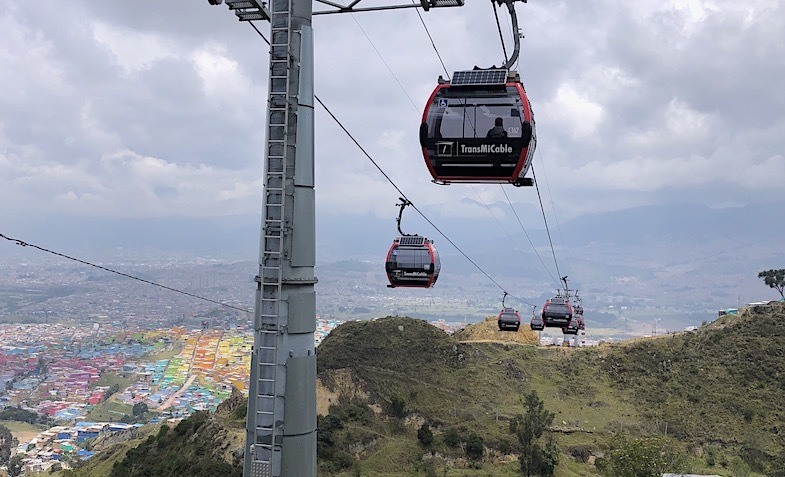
[453,315,538,345]
[317,369,374,416]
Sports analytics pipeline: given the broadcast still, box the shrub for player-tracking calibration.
[417,423,434,448]
[465,433,484,461]
[443,427,461,448]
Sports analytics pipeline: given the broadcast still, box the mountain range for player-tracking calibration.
[4,201,782,317]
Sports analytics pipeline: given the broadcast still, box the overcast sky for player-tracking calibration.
[1,0,783,225]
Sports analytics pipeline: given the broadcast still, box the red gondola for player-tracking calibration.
[419,69,536,186]
[542,295,573,328]
[385,198,441,289]
[497,308,521,332]
[385,236,440,288]
[562,319,579,335]
[497,293,520,331]
[530,312,544,331]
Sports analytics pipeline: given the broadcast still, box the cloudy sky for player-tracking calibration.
[1,0,783,225]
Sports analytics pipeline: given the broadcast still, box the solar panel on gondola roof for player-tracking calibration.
[451,69,508,86]
[399,236,427,246]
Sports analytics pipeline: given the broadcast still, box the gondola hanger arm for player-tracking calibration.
[395,197,413,236]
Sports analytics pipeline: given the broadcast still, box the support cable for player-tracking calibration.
[531,164,563,287]
[248,22,535,307]
[491,0,509,66]
[0,233,253,314]
[535,150,574,280]
[314,96,534,306]
[352,15,419,111]
[499,185,559,287]
[470,186,517,247]
[410,1,451,79]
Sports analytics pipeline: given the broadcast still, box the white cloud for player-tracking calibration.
[542,85,604,141]
[0,148,262,217]
[91,21,178,75]
[0,0,783,223]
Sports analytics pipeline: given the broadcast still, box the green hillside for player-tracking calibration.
[315,309,785,476]
[56,305,785,476]
[48,391,246,477]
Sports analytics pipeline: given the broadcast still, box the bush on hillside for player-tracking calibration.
[109,411,240,477]
[465,433,484,461]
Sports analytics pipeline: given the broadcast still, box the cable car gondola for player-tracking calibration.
[420,69,536,186]
[542,295,573,328]
[573,292,586,330]
[529,305,544,331]
[530,315,544,331]
[562,319,579,335]
[385,198,441,288]
[497,292,521,332]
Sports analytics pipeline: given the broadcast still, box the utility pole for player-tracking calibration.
[206,0,464,475]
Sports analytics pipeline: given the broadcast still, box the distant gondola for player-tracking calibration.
[420,69,536,186]
[562,319,579,335]
[542,295,573,328]
[573,292,586,330]
[530,313,544,331]
[498,307,521,332]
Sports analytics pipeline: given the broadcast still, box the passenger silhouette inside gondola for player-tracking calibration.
[486,117,507,138]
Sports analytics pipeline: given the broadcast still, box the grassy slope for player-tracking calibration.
[39,306,783,476]
[317,311,784,475]
[596,304,785,452]
[44,393,246,477]
[1,420,47,442]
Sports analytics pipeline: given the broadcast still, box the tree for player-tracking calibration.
[769,451,785,477]
[596,436,666,477]
[758,269,785,299]
[7,454,24,477]
[0,424,13,465]
[510,391,556,477]
[388,395,407,418]
[105,383,121,401]
[132,402,149,418]
[465,432,484,461]
[443,427,461,448]
[417,423,434,448]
